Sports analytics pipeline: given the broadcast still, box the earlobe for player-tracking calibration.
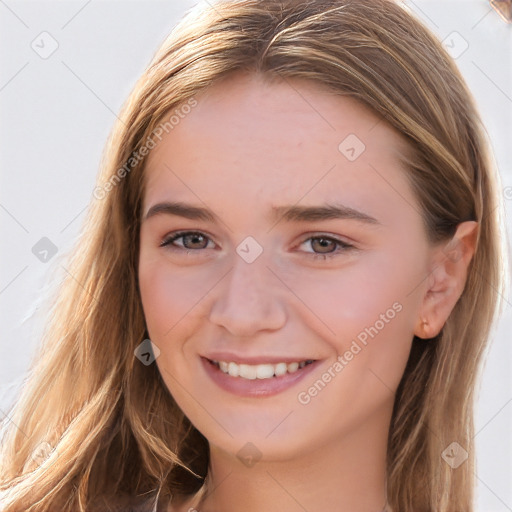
[414,221,478,340]
[414,317,431,339]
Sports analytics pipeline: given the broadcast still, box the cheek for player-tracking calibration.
[138,258,208,396]
[138,253,170,339]
[138,249,217,340]
[289,251,415,332]
[288,252,418,387]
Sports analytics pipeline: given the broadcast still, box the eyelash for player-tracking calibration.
[159,230,355,260]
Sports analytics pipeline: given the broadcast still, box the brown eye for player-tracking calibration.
[310,237,338,254]
[299,234,354,260]
[160,231,213,251]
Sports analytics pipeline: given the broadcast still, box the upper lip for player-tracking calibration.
[203,353,317,365]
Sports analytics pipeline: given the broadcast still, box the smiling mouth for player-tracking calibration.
[206,358,316,380]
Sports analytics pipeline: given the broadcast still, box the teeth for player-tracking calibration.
[275,362,288,376]
[228,362,239,377]
[287,362,299,373]
[212,359,314,380]
[239,364,257,380]
[256,364,275,379]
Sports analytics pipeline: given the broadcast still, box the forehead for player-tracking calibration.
[142,72,415,225]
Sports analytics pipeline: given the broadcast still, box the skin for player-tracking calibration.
[138,71,477,512]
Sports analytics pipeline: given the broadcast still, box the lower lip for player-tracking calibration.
[200,357,320,398]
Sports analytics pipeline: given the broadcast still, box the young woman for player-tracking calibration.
[0,0,508,511]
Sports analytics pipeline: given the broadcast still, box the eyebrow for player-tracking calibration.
[143,201,381,225]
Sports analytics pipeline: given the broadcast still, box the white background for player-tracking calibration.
[0,1,511,509]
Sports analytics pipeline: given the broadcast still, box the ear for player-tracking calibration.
[414,221,478,340]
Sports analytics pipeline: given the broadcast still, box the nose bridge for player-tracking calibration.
[208,244,286,334]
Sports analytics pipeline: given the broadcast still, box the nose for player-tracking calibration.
[208,251,287,337]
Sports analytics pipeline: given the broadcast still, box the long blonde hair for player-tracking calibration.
[1,0,508,510]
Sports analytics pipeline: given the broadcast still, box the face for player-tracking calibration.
[138,72,431,460]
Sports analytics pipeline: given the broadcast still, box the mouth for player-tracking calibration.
[206,358,316,380]
[201,356,320,397]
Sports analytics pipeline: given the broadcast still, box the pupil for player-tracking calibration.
[186,234,206,248]
[313,237,333,253]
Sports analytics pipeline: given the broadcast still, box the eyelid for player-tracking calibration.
[160,230,217,250]
[296,231,354,248]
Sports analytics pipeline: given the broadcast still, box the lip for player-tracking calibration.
[200,356,321,398]
[203,352,316,365]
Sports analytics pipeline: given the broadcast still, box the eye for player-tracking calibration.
[159,231,355,260]
[298,234,355,260]
[160,231,215,254]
